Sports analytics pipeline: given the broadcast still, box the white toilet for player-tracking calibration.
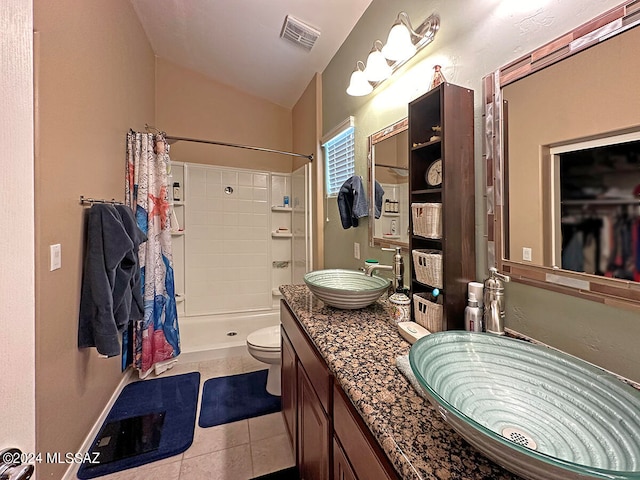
[246,325,282,396]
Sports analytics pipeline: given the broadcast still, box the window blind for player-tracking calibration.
[322,117,355,197]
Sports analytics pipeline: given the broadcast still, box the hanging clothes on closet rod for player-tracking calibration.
[144,124,313,161]
[79,196,124,206]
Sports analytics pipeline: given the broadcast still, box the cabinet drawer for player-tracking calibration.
[333,382,399,480]
[280,301,331,413]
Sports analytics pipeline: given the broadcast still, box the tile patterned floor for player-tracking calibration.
[96,352,294,480]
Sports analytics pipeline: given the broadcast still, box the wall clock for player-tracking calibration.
[425,158,442,186]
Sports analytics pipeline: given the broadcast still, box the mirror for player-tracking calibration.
[368,118,409,249]
[484,6,640,308]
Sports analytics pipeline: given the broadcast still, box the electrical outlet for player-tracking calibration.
[522,247,532,262]
[50,244,61,271]
[354,242,360,260]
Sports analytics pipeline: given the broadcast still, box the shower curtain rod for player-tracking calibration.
[163,134,314,161]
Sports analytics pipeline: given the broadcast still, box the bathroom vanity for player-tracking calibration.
[280,285,521,480]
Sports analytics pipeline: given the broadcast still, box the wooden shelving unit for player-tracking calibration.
[408,83,476,331]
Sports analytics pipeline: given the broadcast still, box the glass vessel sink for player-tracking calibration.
[303,269,390,309]
[409,331,640,480]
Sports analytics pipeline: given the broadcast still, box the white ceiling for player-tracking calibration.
[131,0,373,109]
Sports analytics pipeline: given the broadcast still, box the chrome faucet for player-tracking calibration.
[365,247,404,293]
[483,267,510,335]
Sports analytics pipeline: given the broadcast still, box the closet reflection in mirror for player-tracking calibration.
[554,136,640,280]
[368,118,409,248]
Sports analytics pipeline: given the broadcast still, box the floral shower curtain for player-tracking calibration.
[125,131,180,378]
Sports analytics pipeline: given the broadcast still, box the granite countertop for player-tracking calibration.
[280,284,521,480]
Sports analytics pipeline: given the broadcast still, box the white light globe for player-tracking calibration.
[346,69,373,96]
[364,49,392,82]
[382,23,416,62]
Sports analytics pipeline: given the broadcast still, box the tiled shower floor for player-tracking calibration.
[94,352,294,480]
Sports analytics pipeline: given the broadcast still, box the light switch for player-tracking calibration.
[50,244,61,271]
[354,242,360,260]
[522,247,532,262]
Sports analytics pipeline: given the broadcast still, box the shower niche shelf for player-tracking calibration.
[271,173,295,305]
[169,161,186,317]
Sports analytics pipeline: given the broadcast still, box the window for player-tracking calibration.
[322,117,355,197]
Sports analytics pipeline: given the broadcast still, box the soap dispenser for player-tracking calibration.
[483,267,510,335]
[464,293,482,332]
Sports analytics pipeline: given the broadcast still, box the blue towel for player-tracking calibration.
[78,204,147,357]
[337,176,368,229]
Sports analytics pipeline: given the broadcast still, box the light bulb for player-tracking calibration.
[381,23,416,62]
[364,47,392,82]
[346,67,373,96]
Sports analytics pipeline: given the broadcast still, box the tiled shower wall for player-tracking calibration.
[186,165,271,314]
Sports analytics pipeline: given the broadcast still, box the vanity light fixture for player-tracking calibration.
[346,61,373,96]
[347,12,440,96]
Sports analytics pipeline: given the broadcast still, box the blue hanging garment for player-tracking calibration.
[337,176,367,228]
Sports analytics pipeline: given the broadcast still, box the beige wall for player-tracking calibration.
[322,0,640,382]
[1,0,36,453]
[34,1,155,477]
[156,58,293,173]
[292,73,323,269]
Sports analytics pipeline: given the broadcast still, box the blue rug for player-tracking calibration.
[199,369,281,428]
[77,372,200,479]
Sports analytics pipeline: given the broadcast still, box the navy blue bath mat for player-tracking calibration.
[199,369,281,428]
[77,371,200,479]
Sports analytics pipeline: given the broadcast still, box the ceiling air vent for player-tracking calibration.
[280,15,320,51]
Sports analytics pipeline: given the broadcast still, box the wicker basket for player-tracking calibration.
[411,203,442,239]
[413,293,443,332]
[412,249,443,288]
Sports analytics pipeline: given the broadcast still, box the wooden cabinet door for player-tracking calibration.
[297,364,330,480]
[333,437,358,480]
[333,383,399,480]
[281,329,297,451]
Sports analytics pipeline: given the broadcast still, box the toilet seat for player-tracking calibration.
[247,325,280,351]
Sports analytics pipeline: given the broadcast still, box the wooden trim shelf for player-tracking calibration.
[412,235,442,242]
[411,138,441,150]
[412,188,442,195]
